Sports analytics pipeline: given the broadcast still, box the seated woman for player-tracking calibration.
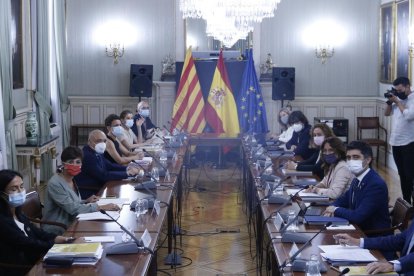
[285,110,316,160]
[270,107,294,143]
[306,137,353,199]
[104,114,144,165]
[0,170,67,275]
[42,146,120,235]
[119,110,145,151]
[286,123,335,180]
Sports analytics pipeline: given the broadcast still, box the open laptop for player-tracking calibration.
[297,200,323,216]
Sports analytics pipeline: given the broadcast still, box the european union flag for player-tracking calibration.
[237,48,269,134]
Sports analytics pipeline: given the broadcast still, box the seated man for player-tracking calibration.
[324,141,391,234]
[334,222,414,275]
[75,130,139,198]
[131,100,157,141]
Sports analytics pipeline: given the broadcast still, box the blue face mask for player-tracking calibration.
[323,153,338,165]
[112,126,123,137]
[6,191,26,207]
[140,109,150,118]
[125,119,134,128]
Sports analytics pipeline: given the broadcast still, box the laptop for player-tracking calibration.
[297,200,323,216]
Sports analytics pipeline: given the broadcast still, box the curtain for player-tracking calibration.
[0,0,17,170]
[54,0,70,148]
[34,0,53,181]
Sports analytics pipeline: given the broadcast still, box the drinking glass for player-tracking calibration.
[306,254,321,276]
[151,167,160,181]
[135,198,149,219]
[286,209,298,232]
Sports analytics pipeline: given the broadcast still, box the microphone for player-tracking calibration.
[279,222,332,272]
[99,209,153,255]
[142,149,167,177]
[156,134,180,148]
[338,268,350,276]
[130,161,157,190]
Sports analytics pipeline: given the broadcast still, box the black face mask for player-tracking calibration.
[397,92,408,100]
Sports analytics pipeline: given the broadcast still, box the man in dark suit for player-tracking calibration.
[334,222,414,275]
[131,101,157,141]
[75,130,139,198]
[324,141,391,233]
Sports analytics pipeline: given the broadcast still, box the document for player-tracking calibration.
[45,243,102,258]
[97,198,130,209]
[338,266,398,276]
[83,236,115,243]
[76,211,120,221]
[285,189,330,202]
[318,245,377,263]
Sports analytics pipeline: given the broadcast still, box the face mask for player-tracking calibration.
[125,119,134,128]
[94,142,106,154]
[7,191,26,207]
[280,115,289,125]
[397,92,408,100]
[140,109,150,118]
[292,123,303,132]
[323,153,337,164]
[347,159,364,175]
[112,126,123,137]
[313,136,325,146]
[63,163,82,176]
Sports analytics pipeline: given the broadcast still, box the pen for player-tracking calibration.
[330,266,341,273]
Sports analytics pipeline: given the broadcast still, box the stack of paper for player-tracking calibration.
[318,245,377,263]
[76,211,120,221]
[134,157,153,165]
[44,242,103,266]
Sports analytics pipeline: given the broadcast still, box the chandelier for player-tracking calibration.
[180,0,282,48]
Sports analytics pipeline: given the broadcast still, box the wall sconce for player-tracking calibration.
[315,45,334,64]
[105,44,124,64]
[409,45,414,58]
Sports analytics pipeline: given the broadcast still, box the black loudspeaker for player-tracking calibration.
[272,67,295,101]
[130,64,153,97]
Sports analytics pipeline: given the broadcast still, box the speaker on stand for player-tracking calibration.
[272,67,295,107]
[130,64,153,102]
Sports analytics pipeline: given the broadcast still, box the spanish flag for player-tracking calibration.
[205,50,240,137]
[171,47,206,134]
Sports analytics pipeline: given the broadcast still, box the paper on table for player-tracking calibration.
[76,211,120,221]
[83,236,115,243]
[97,198,130,209]
[318,245,377,262]
[326,225,356,230]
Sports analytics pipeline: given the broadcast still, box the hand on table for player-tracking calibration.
[366,261,394,274]
[85,195,100,203]
[323,206,336,217]
[332,233,359,246]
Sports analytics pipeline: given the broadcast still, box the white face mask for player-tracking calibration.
[347,159,364,175]
[94,142,106,154]
[292,123,303,132]
[313,135,325,146]
[112,126,123,137]
[125,119,134,128]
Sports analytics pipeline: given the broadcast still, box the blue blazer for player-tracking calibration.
[285,124,315,160]
[333,169,391,233]
[365,222,414,275]
[75,146,128,198]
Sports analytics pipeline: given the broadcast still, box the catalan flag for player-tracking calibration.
[238,48,269,134]
[205,50,240,137]
[171,47,206,133]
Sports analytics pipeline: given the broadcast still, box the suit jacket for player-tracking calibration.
[333,169,391,233]
[285,124,316,160]
[74,145,128,198]
[365,222,414,275]
[131,114,156,140]
[0,206,56,275]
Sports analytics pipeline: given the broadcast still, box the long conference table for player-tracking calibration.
[28,135,387,275]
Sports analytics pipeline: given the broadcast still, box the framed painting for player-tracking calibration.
[379,3,395,83]
[11,0,24,89]
[395,0,410,78]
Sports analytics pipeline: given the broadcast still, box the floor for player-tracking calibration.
[156,157,403,276]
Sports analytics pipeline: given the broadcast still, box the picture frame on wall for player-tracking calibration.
[395,0,410,79]
[379,2,395,83]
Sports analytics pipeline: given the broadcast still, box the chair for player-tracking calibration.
[22,191,67,230]
[356,117,388,166]
[365,197,414,236]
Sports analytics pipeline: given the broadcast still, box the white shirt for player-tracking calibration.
[278,125,294,143]
[14,218,28,236]
[389,93,414,146]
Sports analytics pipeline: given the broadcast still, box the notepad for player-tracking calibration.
[45,243,102,258]
[76,211,120,221]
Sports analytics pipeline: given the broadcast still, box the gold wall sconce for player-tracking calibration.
[315,45,335,64]
[106,44,124,64]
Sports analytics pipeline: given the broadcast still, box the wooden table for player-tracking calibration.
[15,135,59,188]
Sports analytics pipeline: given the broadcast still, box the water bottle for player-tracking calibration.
[306,254,321,276]
[286,209,298,231]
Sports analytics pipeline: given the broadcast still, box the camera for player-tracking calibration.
[384,87,397,98]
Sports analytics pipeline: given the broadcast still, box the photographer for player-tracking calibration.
[385,77,414,203]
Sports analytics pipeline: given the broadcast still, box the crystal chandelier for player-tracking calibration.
[180,0,281,48]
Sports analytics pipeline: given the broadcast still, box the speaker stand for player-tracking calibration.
[164,252,182,265]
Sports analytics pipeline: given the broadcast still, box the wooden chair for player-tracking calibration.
[22,191,67,230]
[365,197,414,236]
[356,117,388,166]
